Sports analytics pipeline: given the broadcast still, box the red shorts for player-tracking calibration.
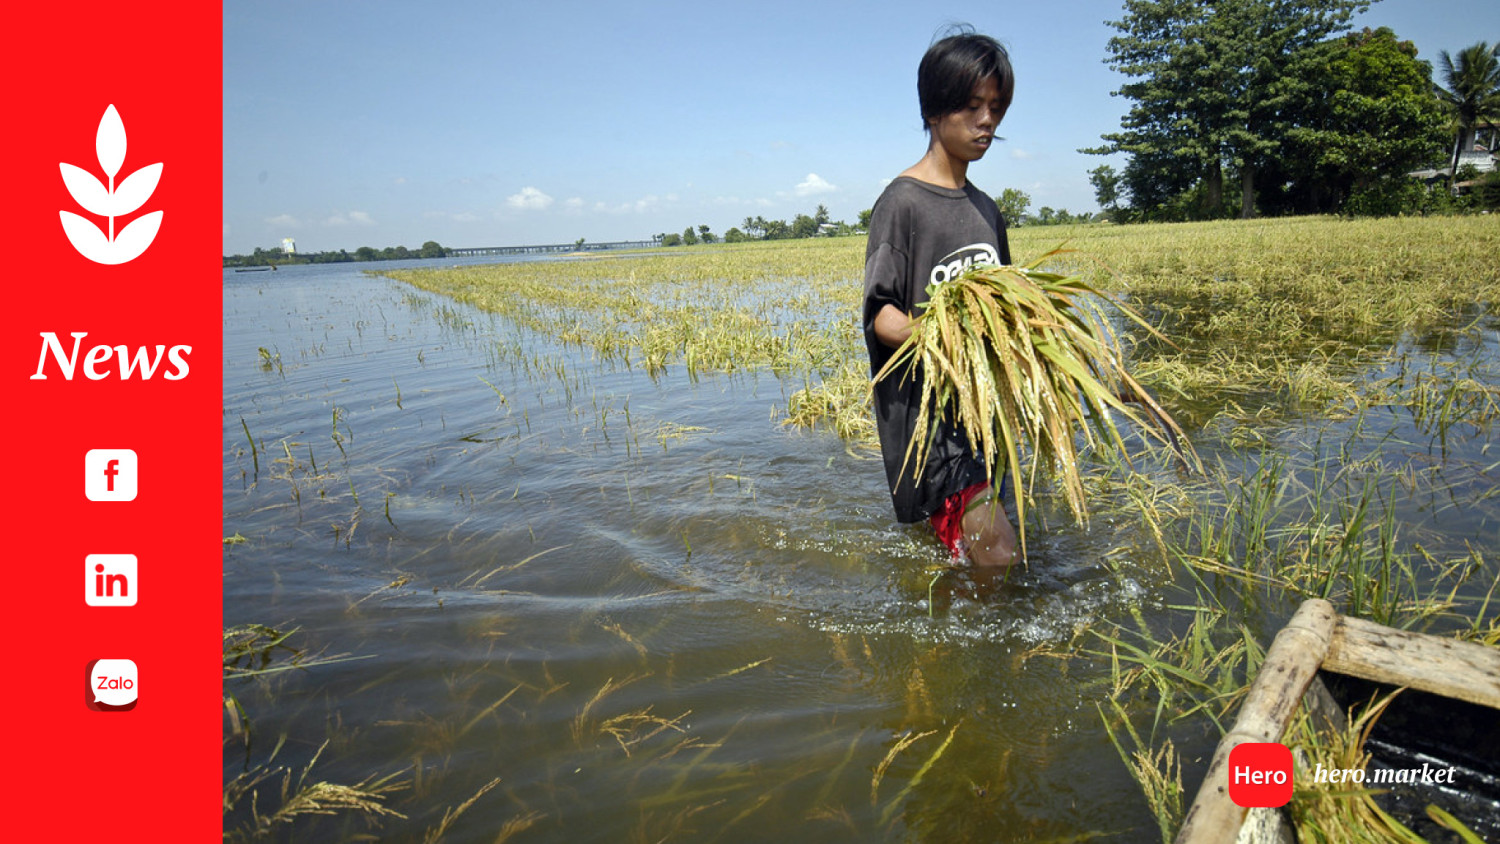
[929,481,991,558]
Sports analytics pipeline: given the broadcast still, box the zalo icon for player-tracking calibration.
[86,659,138,711]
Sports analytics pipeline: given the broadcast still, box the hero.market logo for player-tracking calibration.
[59,105,163,265]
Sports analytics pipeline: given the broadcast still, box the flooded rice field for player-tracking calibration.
[224,221,1499,842]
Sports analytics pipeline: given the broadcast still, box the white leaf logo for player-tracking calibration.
[97,104,127,180]
[60,105,163,264]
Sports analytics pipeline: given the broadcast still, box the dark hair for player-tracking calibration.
[918,29,1014,129]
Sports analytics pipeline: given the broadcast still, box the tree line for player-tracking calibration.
[224,241,450,266]
[654,204,862,246]
[1081,0,1499,221]
[991,187,1106,227]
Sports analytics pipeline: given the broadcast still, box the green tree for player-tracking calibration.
[1093,0,1365,219]
[1090,0,1223,217]
[995,188,1030,226]
[857,208,873,230]
[1473,170,1500,210]
[1435,41,1500,189]
[1087,166,1122,215]
[661,232,683,247]
[791,213,818,239]
[723,227,749,243]
[762,219,790,240]
[698,225,717,244]
[1275,28,1448,214]
[354,246,378,261]
[682,226,698,246]
[420,240,446,259]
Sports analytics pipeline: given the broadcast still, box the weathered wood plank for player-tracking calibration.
[1175,598,1338,844]
[1322,616,1500,711]
[1235,807,1294,844]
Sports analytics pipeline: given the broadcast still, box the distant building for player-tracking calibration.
[282,237,296,255]
[1454,146,1497,177]
[1410,123,1499,185]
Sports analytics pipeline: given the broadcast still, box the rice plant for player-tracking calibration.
[222,740,407,842]
[873,248,1197,552]
[1286,693,1487,844]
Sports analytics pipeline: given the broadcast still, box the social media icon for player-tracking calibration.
[1228,742,1294,807]
[85,448,137,501]
[86,658,138,711]
[85,554,137,607]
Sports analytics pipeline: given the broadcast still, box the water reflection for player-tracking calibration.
[223,259,1497,841]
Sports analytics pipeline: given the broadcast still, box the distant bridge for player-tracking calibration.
[448,240,658,257]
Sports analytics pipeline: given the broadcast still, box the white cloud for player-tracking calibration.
[507,186,554,210]
[794,173,837,196]
[423,210,483,223]
[1010,149,1034,160]
[713,195,776,209]
[592,194,670,215]
[322,211,376,227]
[634,195,664,213]
[265,214,299,227]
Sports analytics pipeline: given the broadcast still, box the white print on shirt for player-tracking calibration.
[930,243,1001,285]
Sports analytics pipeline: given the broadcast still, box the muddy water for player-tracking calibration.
[223,259,1497,842]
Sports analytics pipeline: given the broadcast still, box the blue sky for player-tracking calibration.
[223,0,1498,254]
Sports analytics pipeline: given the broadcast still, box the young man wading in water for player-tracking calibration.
[863,30,1020,567]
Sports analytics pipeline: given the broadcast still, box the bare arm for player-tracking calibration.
[873,303,914,349]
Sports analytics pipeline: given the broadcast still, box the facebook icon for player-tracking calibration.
[85,449,138,501]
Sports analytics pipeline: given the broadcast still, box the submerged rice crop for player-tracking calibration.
[384,215,1499,445]
[226,214,1498,841]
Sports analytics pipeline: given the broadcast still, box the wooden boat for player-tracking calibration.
[1176,598,1500,843]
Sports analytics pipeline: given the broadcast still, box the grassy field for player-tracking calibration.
[389,214,1498,436]
[373,215,1500,841]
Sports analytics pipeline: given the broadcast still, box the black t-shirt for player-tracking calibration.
[862,176,1012,523]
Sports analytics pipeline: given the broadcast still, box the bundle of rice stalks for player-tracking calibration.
[874,247,1196,551]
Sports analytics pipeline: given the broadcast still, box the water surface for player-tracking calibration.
[223,257,1497,842]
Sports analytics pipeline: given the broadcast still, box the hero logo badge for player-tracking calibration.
[929,243,1000,285]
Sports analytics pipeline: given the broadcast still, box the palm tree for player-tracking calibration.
[1435,41,1500,188]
